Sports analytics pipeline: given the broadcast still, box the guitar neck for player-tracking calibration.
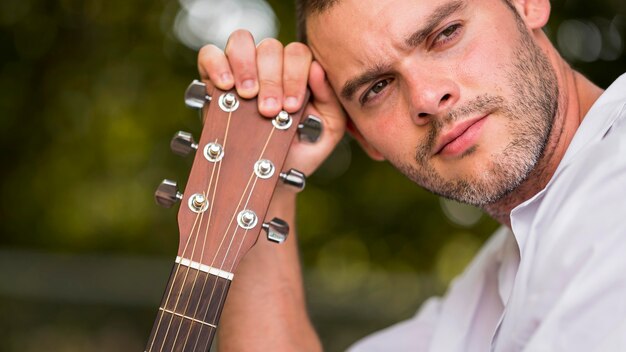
[145,257,232,352]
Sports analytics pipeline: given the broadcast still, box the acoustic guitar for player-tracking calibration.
[144,80,321,351]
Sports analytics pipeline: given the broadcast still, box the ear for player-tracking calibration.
[511,0,551,30]
[346,118,385,161]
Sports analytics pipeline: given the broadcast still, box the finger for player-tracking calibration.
[256,38,284,117]
[197,44,234,91]
[283,42,313,113]
[309,60,341,108]
[224,30,259,99]
[308,60,346,144]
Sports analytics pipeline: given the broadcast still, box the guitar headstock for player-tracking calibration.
[155,80,320,275]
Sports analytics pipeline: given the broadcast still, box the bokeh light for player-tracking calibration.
[557,16,624,63]
[174,0,278,49]
[439,198,483,227]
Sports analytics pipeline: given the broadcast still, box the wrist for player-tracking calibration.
[268,186,298,215]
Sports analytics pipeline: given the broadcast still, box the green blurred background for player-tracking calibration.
[0,0,624,350]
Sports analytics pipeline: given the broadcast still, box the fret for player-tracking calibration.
[159,307,217,328]
[146,261,231,352]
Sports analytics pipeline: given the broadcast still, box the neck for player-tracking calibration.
[483,48,604,227]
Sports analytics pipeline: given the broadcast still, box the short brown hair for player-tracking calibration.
[295,0,521,43]
[296,0,339,43]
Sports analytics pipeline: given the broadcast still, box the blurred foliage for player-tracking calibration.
[0,0,625,351]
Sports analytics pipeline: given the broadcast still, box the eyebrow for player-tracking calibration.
[340,0,466,101]
[405,0,465,47]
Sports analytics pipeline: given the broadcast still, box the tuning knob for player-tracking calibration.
[155,179,183,208]
[297,115,322,143]
[170,131,198,156]
[184,80,211,109]
[262,218,290,243]
[279,169,306,192]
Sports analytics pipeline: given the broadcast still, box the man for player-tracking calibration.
[197,0,626,350]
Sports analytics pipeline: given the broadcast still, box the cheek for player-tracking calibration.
[359,116,395,150]
[354,111,413,153]
[456,40,501,92]
[455,22,517,94]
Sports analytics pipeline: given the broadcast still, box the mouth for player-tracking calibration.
[434,114,489,157]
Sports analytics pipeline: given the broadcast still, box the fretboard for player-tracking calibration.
[145,257,232,352]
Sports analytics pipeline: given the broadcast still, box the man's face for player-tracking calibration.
[307,0,559,206]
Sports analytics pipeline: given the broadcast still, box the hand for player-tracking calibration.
[197,30,346,179]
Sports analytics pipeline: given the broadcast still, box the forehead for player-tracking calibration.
[306,0,457,89]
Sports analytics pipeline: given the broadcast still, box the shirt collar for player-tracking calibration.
[510,73,626,252]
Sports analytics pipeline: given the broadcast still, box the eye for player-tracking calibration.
[361,78,392,105]
[433,23,462,46]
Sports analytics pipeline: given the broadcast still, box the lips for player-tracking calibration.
[434,115,488,157]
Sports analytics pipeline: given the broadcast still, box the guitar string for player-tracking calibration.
[196,126,278,352]
[147,211,202,352]
[166,103,236,350]
[158,158,220,352]
[198,177,262,351]
[167,139,221,350]
[168,106,285,350]
[156,123,222,352]
[173,134,230,349]
[157,201,208,352]
[227,127,277,271]
[175,137,225,350]
[153,101,233,351]
[202,124,280,352]
[188,167,258,351]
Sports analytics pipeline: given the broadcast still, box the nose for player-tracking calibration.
[405,73,459,126]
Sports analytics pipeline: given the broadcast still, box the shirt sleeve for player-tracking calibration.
[348,227,513,352]
[346,297,442,352]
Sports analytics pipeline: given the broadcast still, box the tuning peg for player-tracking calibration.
[279,169,306,192]
[184,80,211,109]
[298,115,322,143]
[262,218,290,243]
[170,131,198,156]
[155,179,183,208]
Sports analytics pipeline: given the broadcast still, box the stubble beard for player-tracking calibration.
[395,26,559,207]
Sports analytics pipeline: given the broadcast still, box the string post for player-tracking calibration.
[273,111,293,129]
[218,92,239,112]
[188,193,209,213]
[254,159,275,179]
[237,210,258,229]
[204,142,224,162]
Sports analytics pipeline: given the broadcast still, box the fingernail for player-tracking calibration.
[220,72,233,84]
[241,79,255,90]
[284,96,298,109]
[264,97,278,109]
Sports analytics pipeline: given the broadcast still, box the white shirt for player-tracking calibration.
[349,74,626,352]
